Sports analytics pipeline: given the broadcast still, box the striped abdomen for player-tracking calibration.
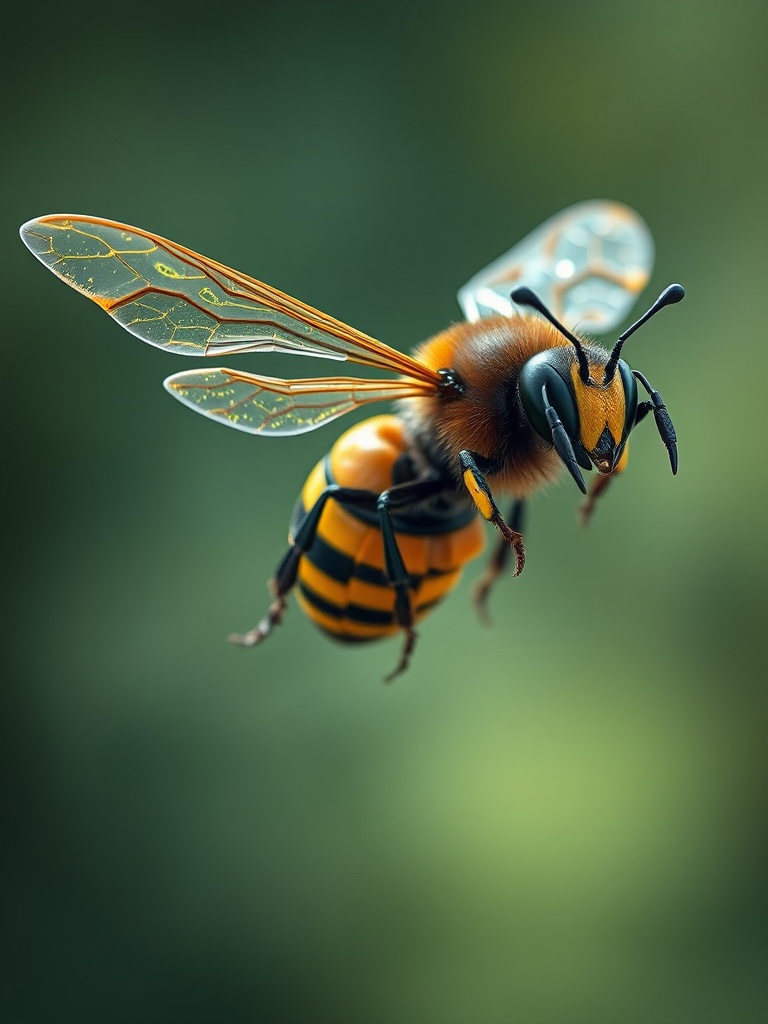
[292,415,485,642]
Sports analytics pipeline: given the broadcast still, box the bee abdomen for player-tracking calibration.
[295,526,466,643]
[291,416,485,643]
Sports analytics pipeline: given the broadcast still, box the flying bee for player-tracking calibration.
[20,201,683,680]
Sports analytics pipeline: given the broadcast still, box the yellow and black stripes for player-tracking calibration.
[290,444,485,643]
[293,521,464,641]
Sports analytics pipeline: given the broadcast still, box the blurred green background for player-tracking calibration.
[3,1,767,1021]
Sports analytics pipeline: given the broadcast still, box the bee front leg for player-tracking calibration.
[459,451,525,576]
[472,499,525,624]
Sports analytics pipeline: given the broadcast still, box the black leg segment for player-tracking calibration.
[634,370,678,474]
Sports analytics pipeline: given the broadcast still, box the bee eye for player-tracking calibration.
[518,355,579,441]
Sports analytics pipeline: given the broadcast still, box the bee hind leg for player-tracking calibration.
[228,484,354,649]
[227,545,300,647]
[229,475,444,678]
[384,621,417,684]
[472,499,525,625]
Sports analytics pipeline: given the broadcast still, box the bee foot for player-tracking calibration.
[383,628,417,683]
[228,597,287,647]
[493,519,525,576]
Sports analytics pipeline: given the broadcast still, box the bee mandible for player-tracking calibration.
[20,201,684,680]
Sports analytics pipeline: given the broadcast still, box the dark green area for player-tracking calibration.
[3,1,767,1021]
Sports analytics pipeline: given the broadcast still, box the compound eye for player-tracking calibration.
[519,354,579,441]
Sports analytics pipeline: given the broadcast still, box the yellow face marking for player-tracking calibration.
[570,363,627,450]
[463,468,494,521]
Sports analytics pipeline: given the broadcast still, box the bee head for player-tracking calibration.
[514,284,684,491]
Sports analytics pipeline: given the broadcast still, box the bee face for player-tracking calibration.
[518,349,639,475]
[512,279,683,491]
[571,356,639,474]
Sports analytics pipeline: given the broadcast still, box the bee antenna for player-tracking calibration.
[604,284,685,384]
[511,286,590,383]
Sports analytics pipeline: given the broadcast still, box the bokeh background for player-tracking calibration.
[3,1,767,1021]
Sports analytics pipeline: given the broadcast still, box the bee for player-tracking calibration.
[20,201,683,680]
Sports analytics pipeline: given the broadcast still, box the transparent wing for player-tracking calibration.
[20,215,442,386]
[457,200,655,334]
[164,369,435,436]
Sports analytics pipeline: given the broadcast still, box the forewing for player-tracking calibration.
[457,200,655,334]
[164,370,435,436]
[20,215,441,385]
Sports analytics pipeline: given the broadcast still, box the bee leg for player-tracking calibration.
[323,475,445,682]
[229,483,373,648]
[230,476,446,682]
[633,374,678,475]
[579,442,630,526]
[375,476,448,683]
[458,450,525,576]
[472,499,525,624]
[227,545,299,647]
